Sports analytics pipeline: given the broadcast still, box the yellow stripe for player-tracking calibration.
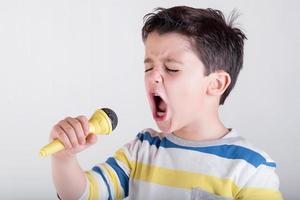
[85,171,99,200]
[114,148,133,171]
[131,161,238,198]
[236,187,283,200]
[114,149,238,197]
[103,164,122,200]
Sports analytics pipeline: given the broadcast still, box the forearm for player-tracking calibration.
[52,156,87,200]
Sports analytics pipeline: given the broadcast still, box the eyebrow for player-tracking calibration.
[144,57,153,64]
[144,57,183,65]
[166,58,184,65]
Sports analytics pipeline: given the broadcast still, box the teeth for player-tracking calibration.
[157,111,165,117]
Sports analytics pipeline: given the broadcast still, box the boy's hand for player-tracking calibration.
[49,115,97,158]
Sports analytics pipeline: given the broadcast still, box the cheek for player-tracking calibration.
[167,76,206,111]
[144,76,150,90]
[165,79,190,112]
[144,77,151,102]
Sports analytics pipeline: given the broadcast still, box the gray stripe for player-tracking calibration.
[166,130,244,147]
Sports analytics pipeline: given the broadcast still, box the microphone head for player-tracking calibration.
[102,108,118,131]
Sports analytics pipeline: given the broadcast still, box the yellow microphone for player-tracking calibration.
[39,108,118,157]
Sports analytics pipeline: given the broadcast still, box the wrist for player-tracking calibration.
[51,154,77,163]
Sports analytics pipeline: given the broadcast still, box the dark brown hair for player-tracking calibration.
[142,6,247,105]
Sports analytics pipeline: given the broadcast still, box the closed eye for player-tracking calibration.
[166,68,179,73]
[144,68,153,73]
[144,67,179,73]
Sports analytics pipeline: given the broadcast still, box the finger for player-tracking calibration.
[65,117,86,145]
[52,125,72,149]
[85,133,97,146]
[59,119,78,148]
[76,115,89,136]
[50,120,64,140]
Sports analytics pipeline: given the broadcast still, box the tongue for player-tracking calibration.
[158,99,167,112]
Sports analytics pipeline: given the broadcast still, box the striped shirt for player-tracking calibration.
[80,128,282,200]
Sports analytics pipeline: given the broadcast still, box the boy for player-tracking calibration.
[50,6,282,200]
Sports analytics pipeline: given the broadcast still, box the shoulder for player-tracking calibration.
[133,128,167,147]
[121,128,164,152]
[231,136,277,168]
[228,136,281,194]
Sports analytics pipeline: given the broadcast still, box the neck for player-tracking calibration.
[173,107,229,142]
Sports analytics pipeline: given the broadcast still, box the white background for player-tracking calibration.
[0,0,299,199]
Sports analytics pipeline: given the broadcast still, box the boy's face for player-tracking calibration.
[144,31,209,133]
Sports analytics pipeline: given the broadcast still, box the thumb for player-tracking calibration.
[85,133,97,146]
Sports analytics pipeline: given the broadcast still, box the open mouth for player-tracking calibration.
[152,94,168,120]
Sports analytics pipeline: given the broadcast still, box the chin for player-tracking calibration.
[156,120,176,133]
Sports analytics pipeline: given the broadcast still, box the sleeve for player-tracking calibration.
[79,134,141,200]
[235,164,283,200]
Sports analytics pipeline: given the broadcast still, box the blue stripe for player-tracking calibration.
[137,132,276,168]
[137,132,161,148]
[92,166,112,200]
[106,157,129,197]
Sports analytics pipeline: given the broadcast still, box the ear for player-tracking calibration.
[206,71,231,96]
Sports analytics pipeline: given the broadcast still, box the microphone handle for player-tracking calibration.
[39,109,112,157]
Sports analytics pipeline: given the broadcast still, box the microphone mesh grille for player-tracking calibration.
[102,108,118,131]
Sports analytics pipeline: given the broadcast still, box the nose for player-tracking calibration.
[150,69,163,84]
